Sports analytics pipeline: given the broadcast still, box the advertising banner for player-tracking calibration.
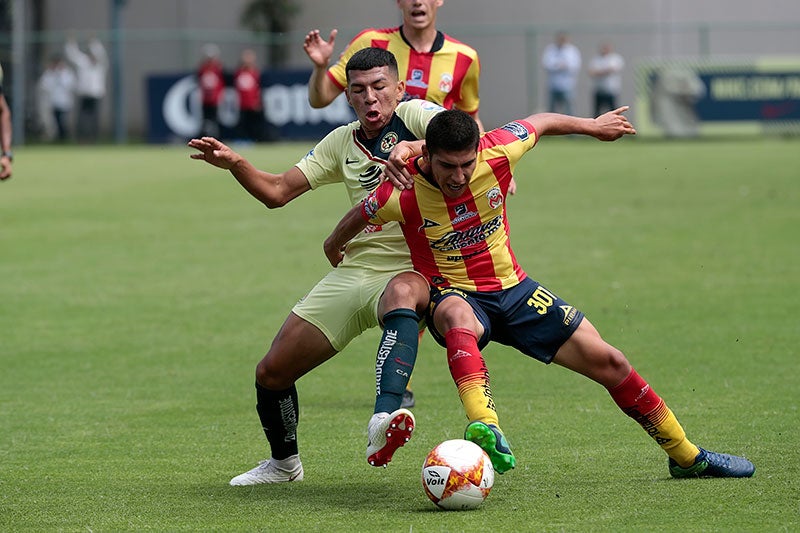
[636,57,800,137]
[146,69,355,143]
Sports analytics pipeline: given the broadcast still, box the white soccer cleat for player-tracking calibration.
[229,455,304,485]
[366,408,415,467]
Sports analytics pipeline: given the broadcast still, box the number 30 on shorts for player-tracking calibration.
[527,286,555,315]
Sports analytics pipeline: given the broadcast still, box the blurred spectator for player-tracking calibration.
[0,62,12,180]
[588,43,625,117]
[37,54,76,142]
[542,31,582,115]
[197,43,225,138]
[234,48,265,142]
[64,37,108,143]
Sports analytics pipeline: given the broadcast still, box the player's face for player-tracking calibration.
[346,67,405,139]
[425,146,478,199]
[397,0,443,31]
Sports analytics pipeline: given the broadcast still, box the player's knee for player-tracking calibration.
[255,355,294,390]
[383,274,429,314]
[598,345,631,385]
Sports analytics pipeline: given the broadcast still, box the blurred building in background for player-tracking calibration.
[1,0,799,142]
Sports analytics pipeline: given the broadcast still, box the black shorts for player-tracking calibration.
[426,277,584,363]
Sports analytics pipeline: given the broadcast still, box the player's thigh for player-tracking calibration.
[292,265,397,351]
[551,318,630,387]
[426,287,489,349]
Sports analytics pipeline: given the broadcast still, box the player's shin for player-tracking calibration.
[373,308,420,414]
[255,382,300,460]
[445,328,498,426]
[607,368,700,467]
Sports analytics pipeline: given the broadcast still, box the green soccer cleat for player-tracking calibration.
[669,447,755,478]
[464,421,516,474]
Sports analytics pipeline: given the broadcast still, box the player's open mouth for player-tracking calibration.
[366,110,381,119]
[411,9,426,19]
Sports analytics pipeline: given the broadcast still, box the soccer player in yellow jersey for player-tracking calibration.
[305,0,483,130]
[325,109,755,479]
[189,48,439,484]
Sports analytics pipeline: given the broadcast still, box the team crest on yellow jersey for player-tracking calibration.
[486,187,504,209]
[439,73,453,94]
[380,131,399,153]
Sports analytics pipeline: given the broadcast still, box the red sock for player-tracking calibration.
[444,328,497,425]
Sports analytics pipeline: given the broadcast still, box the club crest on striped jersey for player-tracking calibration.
[500,121,529,141]
[439,73,453,94]
[380,131,400,153]
[486,187,504,209]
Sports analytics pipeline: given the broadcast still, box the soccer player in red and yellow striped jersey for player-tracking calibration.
[325,109,755,479]
[304,0,482,129]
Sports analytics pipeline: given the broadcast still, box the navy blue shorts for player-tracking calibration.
[426,277,584,363]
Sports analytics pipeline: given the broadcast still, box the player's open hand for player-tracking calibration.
[593,106,636,141]
[187,137,242,170]
[303,29,337,68]
[383,140,422,190]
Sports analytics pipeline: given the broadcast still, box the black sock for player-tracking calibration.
[255,382,299,460]
[374,308,420,414]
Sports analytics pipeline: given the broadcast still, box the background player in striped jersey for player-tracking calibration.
[324,109,755,479]
[189,48,439,485]
[304,0,483,131]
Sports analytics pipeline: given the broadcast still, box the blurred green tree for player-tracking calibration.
[240,0,302,67]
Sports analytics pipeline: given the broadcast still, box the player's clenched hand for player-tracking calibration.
[383,140,422,190]
[187,137,242,170]
[303,29,337,68]
[323,237,345,267]
[593,106,637,141]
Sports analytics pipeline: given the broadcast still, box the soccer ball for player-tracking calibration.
[421,439,494,510]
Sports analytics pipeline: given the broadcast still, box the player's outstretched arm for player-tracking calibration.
[188,136,311,208]
[526,106,636,141]
[304,29,342,108]
[324,203,369,267]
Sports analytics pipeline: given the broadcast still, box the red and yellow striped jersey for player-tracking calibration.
[361,120,539,292]
[328,26,480,114]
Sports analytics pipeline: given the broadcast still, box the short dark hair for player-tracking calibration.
[345,47,399,83]
[425,109,480,156]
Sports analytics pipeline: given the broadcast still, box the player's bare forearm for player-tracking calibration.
[526,106,635,141]
[188,137,310,208]
[307,68,340,108]
[324,204,369,267]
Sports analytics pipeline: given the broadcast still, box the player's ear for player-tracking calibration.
[396,80,406,103]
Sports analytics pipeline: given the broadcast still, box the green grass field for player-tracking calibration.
[1,137,798,531]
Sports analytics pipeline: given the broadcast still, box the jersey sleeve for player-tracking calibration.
[395,99,447,139]
[362,180,403,225]
[480,119,539,186]
[294,128,345,189]
[327,29,379,91]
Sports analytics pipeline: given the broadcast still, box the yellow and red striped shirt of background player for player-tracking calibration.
[327,27,481,116]
[361,120,539,292]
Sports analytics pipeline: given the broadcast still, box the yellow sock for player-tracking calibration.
[457,377,499,427]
